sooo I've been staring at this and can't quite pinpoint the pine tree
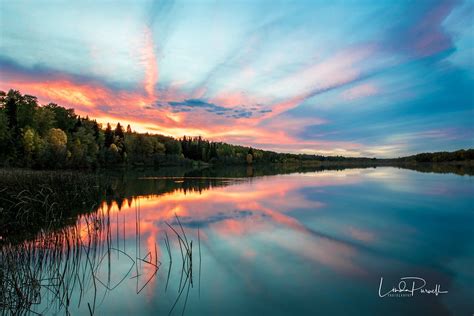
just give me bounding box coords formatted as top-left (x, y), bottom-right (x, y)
top-left (210, 142), bottom-right (218, 159)
top-left (92, 121), bottom-right (100, 140)
top-left (115, 122), bottom-right (124, 140)
top-left (5, 90), bottom-right (19, 133)
top-left (104, 123), bottom-right (114, 147)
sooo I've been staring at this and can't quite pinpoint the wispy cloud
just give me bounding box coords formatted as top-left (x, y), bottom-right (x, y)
top-left (342, 83), bottom-right (378, 101)
top-left (141, 27), bottom-right (159, 98)
top-left (0, 0), bottom-right (472, 156)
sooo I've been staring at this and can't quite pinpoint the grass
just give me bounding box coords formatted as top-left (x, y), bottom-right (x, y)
top-left (0, 169), bottom-right (110, 243)
top-left (0, 196), bottom-right (200, 315)
top-left (0, 168), bottom-right (210, 315)
top-left (165, 214), bottom-right (198, 316)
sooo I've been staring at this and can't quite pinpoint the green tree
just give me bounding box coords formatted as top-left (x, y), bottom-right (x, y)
top-left (69, 126), bottom-right (99, 168)
top-left (34, 107), bottom-right (56, 136)
top-left (47, 128), bottom-right (68, 156)
top-left (22, 128), bottom-right (36, 157)
top-left (105, 143), bottom-right (121, 164)
top-left (114, 122), bottom-right (126, 161)
top-left (45, 103), bottom-right (77, 132)
top-left (115, 122), bottom-right (124, 140)
top-left (209, 142), bottom-right (218, 160)
top-left (154, 141), bottom-right (166, 154)
top-left (22, 127), bottom-right (43, 167)
top-left (2, 90), bottom-right (23, 162)
top-left (165, 140), bottom-right (182, 155)
top-left (124, 134), bottom-right (153, 164)
top-left (104, 123), bottom-right (114, 147)
top-left (4, 90), bottom-right (20, 131)
top-left (17, 94), bottom-right (38, 129)
top-left (0, 109), bottom-right (12, 164)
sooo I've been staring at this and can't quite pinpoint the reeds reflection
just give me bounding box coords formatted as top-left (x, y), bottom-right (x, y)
top-left (1, 205), bottom-right (201, 315)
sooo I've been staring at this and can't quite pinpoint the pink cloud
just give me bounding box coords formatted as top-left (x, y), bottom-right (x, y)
top-left (0, 42), bottom-right (380, 155)
top-left (141, 27), bottom-right (158, 98)
top-left (342, 83), bottom-right (378, 101)
top-left (410, 0), bottom-right (455, 56)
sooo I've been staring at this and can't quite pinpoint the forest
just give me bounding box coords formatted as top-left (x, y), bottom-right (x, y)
top-left (0, 89), bottom-right (473, 170)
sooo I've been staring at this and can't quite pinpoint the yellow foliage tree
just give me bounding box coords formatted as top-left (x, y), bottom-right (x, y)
top-left (46, 128), bottom-right (67, 154)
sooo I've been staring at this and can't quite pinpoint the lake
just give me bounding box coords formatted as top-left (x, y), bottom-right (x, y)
top-left (1, 167), bottom-right (473, 315)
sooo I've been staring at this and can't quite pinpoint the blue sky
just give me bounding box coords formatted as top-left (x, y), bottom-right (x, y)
top-left (0, 0), bottom-right (473, 157)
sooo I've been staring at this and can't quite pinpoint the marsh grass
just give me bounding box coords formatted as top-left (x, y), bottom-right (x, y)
top-left (1, 217), bottom-right (100, 315)
top-left (1, 204), bottom-right (199, 315)
top-left (165, 214), bottom-right (200, 316)
top-left (0, 169), bottom-right (204, 315)
top-left (0, 169), bottom-right (109, 242)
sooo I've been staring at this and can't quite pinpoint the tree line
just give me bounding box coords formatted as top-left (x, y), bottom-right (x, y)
top-left (397, 149), bottom-right (474, 163)
top-left (0, 89), bottom-right (472, 170)
top-left (0, 89), bottom-right (292, 169)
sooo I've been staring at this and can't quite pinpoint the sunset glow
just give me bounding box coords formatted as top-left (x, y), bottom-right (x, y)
top-left (0, 1), bottom-right (472, 156)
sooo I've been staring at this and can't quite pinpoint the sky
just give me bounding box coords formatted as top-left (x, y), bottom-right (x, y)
top-left (0, 0), bottom-right (473, 157)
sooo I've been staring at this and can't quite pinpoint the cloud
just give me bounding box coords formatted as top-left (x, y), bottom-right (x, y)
top-left (167, 210), bottom-right (253, 228)
top-left (250, 44), bottom-right (379, 120)
top-left (141, 27), bottom-right (159, 98)
top-left (1, 0), bottom-right (473, 157)
top-left (384, 0), bottom-right (458, 57)
top-left (410, 0), bottom-right (457, 56)
top-left (168, 98), bottom-right (230, 113)
top-left (342, 83), bottom-right (378, 101)
top-left (163, 98), bottom-right (258, 119)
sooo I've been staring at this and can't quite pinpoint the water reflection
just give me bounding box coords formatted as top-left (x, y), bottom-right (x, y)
top-left (1, 167), bottom-right (473, 315)
top-left (0, 208), bottom-right (199, 315)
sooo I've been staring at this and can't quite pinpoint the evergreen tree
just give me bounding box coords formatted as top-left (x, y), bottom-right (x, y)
top-left (17, 94), bottom-right (38, 129)
top-left (104, 123), bottom-right (114, 147)
top-left (210, 142), bottom-right (218, 159)
top-left (114, 122), bottom-right (126, 160)
top-left (4, 90), bottom-right (22, 160)
top-left (92, 121), bottom-right (100, 141)
top-left (5, 90), bottom-right (19, 133)
top-left (115, 122), bottom-right (124, 141)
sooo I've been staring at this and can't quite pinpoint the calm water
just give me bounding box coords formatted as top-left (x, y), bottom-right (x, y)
top-left (5, 167), bottom-right (474, 315)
